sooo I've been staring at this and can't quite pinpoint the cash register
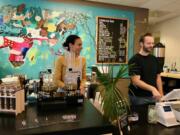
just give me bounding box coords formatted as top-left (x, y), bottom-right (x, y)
top-left (156, 89), bottom-right (180, 127)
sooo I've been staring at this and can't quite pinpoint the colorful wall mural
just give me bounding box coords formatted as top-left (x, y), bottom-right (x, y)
top-left (0, 0), bottom-right (134, 79)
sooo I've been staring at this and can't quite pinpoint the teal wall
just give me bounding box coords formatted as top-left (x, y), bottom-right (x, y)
top-left (0, 0), bottom-right (134, 79)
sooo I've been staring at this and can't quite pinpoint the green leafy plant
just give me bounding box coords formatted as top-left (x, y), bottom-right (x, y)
top-left (94, 64), bottom-right (130, 122)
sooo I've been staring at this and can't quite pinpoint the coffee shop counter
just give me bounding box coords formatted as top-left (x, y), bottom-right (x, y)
top-left (160, 72), bottom-right (180, 94)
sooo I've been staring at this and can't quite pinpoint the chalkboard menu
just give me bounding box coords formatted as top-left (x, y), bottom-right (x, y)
top-left (96, 17), bottom-right (129, 64)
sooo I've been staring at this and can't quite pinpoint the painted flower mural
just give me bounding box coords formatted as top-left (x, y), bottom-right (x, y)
top-left (0, 1), bottom-right (134, 79)
top-left (0, 3), bottom-right (94, 68)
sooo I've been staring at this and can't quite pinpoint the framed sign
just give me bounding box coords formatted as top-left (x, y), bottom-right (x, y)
top-left (96, 16), bottom-right (129, 64)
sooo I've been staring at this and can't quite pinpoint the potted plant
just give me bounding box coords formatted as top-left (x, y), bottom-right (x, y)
top-left (93, 64), bottom-right (130, 133)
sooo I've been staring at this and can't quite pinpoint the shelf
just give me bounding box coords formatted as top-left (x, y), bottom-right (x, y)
top-left (0, 96), bottom-right (15, 98)
top-left (0, 109), bottom-right (15, 113)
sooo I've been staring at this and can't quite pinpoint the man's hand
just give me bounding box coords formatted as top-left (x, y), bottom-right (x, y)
top-left (151, 87), bottom-right (161, 100)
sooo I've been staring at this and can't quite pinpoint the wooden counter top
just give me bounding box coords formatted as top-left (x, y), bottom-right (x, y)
top-left (160, 72), bottom-right (180, 79)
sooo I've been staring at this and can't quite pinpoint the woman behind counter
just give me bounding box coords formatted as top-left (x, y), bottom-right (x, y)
top-left (53, 35), bottom-right (86, 94)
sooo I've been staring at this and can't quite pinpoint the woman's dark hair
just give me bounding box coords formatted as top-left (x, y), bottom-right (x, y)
top-left (139, 33), bottom-right (152, 43)
top-left (63, 35), bottom-right (80, 51)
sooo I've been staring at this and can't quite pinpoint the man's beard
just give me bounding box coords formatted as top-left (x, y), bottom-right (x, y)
top-left (143, 46), bottom-right (153, 53)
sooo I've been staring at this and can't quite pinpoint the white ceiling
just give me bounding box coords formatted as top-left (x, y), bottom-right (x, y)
top-left (87, 0), bottom-right (180, 25)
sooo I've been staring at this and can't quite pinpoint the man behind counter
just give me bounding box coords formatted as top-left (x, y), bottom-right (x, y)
top-left (128, 33), bottom-right (164, 105)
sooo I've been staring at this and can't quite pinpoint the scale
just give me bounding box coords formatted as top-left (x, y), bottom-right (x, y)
top-left (156, 89), bottom-right (180, 127)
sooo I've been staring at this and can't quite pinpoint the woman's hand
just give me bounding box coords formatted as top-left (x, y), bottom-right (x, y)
top-left (80, 85), bottom-right (85, 95)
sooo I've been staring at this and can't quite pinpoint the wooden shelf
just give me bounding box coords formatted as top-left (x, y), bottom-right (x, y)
top-left (160, 72), bottom-right (180, 79)
top-left (0, 89), bottom-right (24, 115)
top-left (0, 109), bottom-right (15, 113)
top-left (0, 95), bottom-right (15, 98)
